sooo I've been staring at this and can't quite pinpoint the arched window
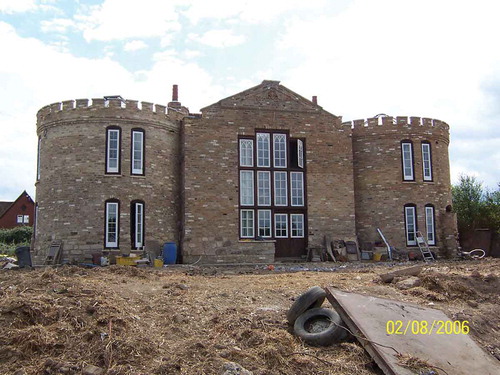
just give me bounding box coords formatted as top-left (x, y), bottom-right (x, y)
top-left (131, 200), bottom-right (145, 249)
top-left (131, 128), bottom-right (145, 175)
top-left (425, 204), bottom-right (436, 245)
top-left (401, 140), bottom-right (414, 181)
top-left (404, 203), bottom-right (417, 246)
top-left (421, 141), bottom-right (433, 181)
top-left (105, 126), bottom-right (121, 174)
top-left (105, 199), bottom-right (120, 248)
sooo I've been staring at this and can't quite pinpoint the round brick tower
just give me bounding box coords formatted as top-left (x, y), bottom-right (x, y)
top-left (349, 115), bottom-right (457, 257)
top-left (33, 98), bottom-right (181, 263)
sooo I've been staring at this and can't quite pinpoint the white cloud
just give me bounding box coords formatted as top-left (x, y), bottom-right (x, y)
top-left (75, 0), bottom-right (181, 42)
top-left (188, 29), bottom-right (246, 48)
top-left (41, 18), bottom-right (76, 33)
top-left (124, 40), bottom-right (148, 52)
top-left (0, 0), bottom-right (37, 13)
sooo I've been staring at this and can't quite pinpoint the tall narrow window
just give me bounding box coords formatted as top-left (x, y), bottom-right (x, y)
top-left (274, 171), bottom-right (287, 206)
top-left (34, 204), bottom-right (39, 238)
top-left (425, 205), bottom-right (436, 245)
top-left (422, 142), bottom-right (433, 181)
top-left (240, 209), bottom-right (254, 238)
top-left (291, 214), bottom-right (304, 238)
top-left (401, 141), bottom-right (414, 181)
top-left (131, 201), bottom-right (145, 249)
top-left (256, 133), bottom-right (270, 167)
top-left (257, 171), bottom-right (271, 206)
top-left (131, 129), bottom-right (145, 175)
top-left (291, 172), bottom-right (304, 206)
top-left (240, 171), bottom-right (254, 206)
top-left (275, 213), bottom-right (288, 238)
top-left (273, 133), bottom-right (287, 168)
top-left (106, 127), bottom-right (121, 174)
top-left (37, 136), bottom-right (41, 180)
top-left (297, 139), bottom-right (304, 168)
top-left (239, 139), bottom-right (254, 167)
top-left (258, 210), bottom-right (271, 238)
top-left (404, 205), bottom-right (417, 246)
top-left (105, 200), bottom-right (119, 248)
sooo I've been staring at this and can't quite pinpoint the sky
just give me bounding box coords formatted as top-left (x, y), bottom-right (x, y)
top-left (0, 0), bottom-right (499, 201)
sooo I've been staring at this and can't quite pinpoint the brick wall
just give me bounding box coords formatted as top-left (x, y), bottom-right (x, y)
top-left (34, 99), bottom-right (180, 263)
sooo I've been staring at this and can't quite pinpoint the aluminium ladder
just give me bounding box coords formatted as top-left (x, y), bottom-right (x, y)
top-left (416, 231), bottom-right (435, 262)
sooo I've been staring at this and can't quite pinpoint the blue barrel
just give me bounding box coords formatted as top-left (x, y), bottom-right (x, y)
top-left (163, 242), bottom-right (177, 264)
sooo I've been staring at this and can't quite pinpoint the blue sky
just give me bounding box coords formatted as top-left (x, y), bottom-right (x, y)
top-left (0, 0), bottom-right (499, 201)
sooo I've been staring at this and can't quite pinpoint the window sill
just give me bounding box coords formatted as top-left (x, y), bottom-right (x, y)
top-left (239, 239), bottom-right (276, 243)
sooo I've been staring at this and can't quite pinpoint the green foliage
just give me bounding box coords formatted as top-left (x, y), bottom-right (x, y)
top-left (0, 226), bottom-right (33, 245)
top-left (452, 176), bottom-right (500, 233)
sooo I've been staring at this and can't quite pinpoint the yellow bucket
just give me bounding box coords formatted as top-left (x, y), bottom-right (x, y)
top-left (373, 253), bottom-right (383, 262)
top-left (154, 259), bottom-right (164, 268)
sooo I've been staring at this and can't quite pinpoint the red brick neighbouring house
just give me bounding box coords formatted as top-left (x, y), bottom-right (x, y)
top-left (0, 191), bottom-right (35, 229)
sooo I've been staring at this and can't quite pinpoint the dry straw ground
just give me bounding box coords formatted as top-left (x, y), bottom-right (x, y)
top-left (0, 259), bottom-right (499, 375)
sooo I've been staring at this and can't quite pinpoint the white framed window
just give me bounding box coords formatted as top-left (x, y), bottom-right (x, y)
top-left (239, 139), bottom-right (254, 167)
top-left (422, 142), bottom-right (433, 181)
top-left (257, 171), bottom-right (271, 206)
top-left (401, 142), bottom-right (414, 181)
top-left (131, 129), bottom-right (144, 175)
top-left (274, 213), bottom-right (288, 238)
top-left (258, 210), bottom-right (272, 238)
top-left (34, 204), bottom-right (38, 238)
top-left (298, 139), bottom-right (304, 168)
top-left (291, 172), bottom-right (304, 206)
top-left (37, 136), bottom-right (41, 180)
top-left (23, 215), bottom-right (29, 224)
top-left (240, 171), bottom-right (254, 206)
top-left (291, 214), bottom-right (304, 238)
top-left (425, 205), bottom-right (436, 245)
top-left (105, 201), bottom-right (119, 248)
top-left (17, 215), bottom-right (23, 224)
top-left (134, 202), bottom-right (144, 249)
top-left (256, 133), bottom-right (270, 167)
top-left (273, 133), bottom-right (287, 168)
top-left (106, 128), bottom-right (120, 174)
top-left (274, 171), bottom-right (288, 206)
top-left (404, 205), bottom-right (417, 246)
top-left (240, 209), bottom-right (254, 238)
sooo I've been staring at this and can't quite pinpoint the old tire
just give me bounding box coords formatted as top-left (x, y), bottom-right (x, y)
top-left (287, 286), bottom-right (326, 325)
top-left (293, 307), bottom-right (345, 346)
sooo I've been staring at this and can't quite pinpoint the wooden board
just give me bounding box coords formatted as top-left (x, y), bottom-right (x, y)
top-left (325, 288), bottom-right (500, 375)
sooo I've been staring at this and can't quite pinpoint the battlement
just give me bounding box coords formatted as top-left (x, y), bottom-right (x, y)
top-left (36, 98), bottom-right (183, 124)
top-left (345, 115), bottom-right (449, 134)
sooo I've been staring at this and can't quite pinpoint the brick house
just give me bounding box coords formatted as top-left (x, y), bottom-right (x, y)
top-left (0, 191), bottom-right (35, 229)
top-left (32, 81), bottom-right (457, 263)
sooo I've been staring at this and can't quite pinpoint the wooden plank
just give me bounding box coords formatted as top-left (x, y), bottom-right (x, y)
top-left (325, 288), bottom-right (500, 375)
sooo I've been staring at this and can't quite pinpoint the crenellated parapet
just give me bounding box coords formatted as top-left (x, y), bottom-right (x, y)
top-left (345, 115), bottom-right (450, 142)
top-left (36, 98), bottom-right (186, 133)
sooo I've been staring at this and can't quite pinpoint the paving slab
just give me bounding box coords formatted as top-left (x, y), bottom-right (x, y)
top-left (326, 288), bottom-right (500, 375)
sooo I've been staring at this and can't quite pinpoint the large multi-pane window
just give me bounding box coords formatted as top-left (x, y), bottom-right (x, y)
top-left (238, 132), bottom-right (306, 240)
top-left (257, 171), bottom-right (271, 206)
top-left (274, 214), bottom-right (288, 238)
top-left (258, 210), bottom-right (271, 238)
top-left (422, 142), bottom-right (433, 181)
top-left (131, 129), bottom-right (145, 175)
top-left (274, 171), bottom-right (287, 206)
top-left (273, 134), bottom-right (287, 168)
top-left (240, 210), bottom-right (254, 238)
top-left (404, 204), bottom-right (417, 246)
top-left (239, 139), bottom-right (254, 167)
top-left (240, 171), bottom-right (254, 206)
top-left (291, 172), bottom-right (304, 206)
top-left (256, 133), bottom-right (270, 167)
top-left (425, 205), bottom-right (436, 245)
top-left (401, 141), bottom-right (414, 181)
top-left (106, 127), bottom-right (121, 174)
top-left (105, 200), bottom-right (119, 248)
top-left (131, 201), bottom-right (144, 249)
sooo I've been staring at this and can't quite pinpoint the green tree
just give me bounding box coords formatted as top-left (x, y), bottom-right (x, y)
top-left (452, 175), bottom-right (485, 232)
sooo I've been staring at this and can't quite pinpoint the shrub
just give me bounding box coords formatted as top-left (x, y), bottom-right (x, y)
top-left (0, 226), bottom-right (33, 244)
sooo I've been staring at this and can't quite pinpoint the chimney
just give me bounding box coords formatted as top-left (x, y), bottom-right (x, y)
top-left (172, 84), bottom-right (178, 102)
top-left (312, 96), bottom-right (317, 105)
